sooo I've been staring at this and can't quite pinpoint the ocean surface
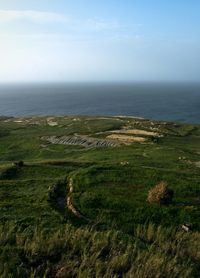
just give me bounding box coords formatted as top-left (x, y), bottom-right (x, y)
top-left (0, 82), bottom-right (200, 124)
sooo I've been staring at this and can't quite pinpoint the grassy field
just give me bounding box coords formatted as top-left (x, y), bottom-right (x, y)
top-left (0, 115), bottom-right (200, 277)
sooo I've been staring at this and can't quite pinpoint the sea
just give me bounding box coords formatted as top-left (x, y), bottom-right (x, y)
top-left (0, 82), bottom-right (200, 124)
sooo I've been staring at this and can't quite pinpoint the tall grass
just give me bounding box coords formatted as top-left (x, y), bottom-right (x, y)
top-left (0, 222), bottom-right (199, 277)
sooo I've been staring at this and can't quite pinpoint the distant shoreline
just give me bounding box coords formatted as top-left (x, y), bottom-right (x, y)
top-left (0, 83), bottom-right (200, 124)
top-left (0, 115), bottom-right (198, 127)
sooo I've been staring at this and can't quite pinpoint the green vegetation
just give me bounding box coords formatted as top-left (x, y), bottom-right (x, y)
top-left (0, 115), bottom-right (200, 277)
top-left (1, 223), bottom-right (200, 277)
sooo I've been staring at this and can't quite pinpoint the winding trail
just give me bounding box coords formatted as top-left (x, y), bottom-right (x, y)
top-left (66, 177), bottom-right (89, 221)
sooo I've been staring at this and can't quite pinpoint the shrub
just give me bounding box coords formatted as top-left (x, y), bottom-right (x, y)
top-left (0, 166), bottom-right (18, 180)
top-left (14, 161), bottom-right (24, 167)
top-left (48, 179), bottom-right (67, 210)
top-left (147, 181), bottom-right (174, 205)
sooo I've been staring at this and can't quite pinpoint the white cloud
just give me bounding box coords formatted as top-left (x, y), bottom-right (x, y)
top-left (83, 18), bottom-right (120, 31)
top-left (0, 10), bottom-right (123, 33)
top-left (0, 10), bottom-right (68, 23)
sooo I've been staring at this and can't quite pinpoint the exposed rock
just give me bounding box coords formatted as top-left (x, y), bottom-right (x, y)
top-left (120, 161), bottom-right (129, 166)
top-left (66, 177), bottom-right (89, 221)
top-left (182, 223), bottom-right (193, 232)
top-left (48, 122), bottom-right (58, 126)
top-left (42, 135), bottom-right (118, 148)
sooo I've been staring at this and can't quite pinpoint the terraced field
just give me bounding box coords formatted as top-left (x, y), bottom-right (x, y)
top-left (0, 115), bottom-right (200, 277)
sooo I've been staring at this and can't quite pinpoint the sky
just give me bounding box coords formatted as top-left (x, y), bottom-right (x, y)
top-left (0, 0), bottom-right (200, 82)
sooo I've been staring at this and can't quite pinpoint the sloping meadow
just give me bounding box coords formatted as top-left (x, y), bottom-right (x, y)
top-left (0, 116), bottom-right (200, 277)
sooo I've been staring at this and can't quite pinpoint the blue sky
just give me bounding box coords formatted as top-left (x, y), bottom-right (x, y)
top-left (0, 0), bottom-right (200, 82)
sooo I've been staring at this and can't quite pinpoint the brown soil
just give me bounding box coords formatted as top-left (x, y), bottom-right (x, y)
top-left (110, 129), bottom-right (159, 136)
top-left (106, 134), bottom-right (147, 143)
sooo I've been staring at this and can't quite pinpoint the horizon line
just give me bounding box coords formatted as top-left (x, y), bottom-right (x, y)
top-left (0, 80), bottom-right (200, 85)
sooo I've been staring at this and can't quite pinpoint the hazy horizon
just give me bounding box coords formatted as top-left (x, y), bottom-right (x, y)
top-left (1, 80), bottom-right (200, 86)
top-left (0, 1), bottom-right (200, 83)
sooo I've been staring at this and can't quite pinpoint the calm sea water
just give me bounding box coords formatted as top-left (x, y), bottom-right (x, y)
top-left (0, 82), bottom-right (200, 124)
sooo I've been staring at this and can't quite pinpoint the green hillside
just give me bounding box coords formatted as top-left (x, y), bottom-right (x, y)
top-left (0, 116), bottom-right (200, 277)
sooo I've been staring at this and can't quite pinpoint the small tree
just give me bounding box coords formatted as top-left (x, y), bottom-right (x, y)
top-left (147, 181), bottom-right (174, 205)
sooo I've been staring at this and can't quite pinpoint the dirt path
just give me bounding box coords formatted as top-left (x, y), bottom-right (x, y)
top-left (66, 177), bottom-right (89, 221)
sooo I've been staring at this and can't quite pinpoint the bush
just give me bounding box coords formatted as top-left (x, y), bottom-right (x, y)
top-left (0, 166), bottom-right (18, 180)
top-left (14, 161), bottom-right (24, 167)
top-left (147, 182), bottom-right (174, 205)
top-left (48, 179), bottom-right (67, 210)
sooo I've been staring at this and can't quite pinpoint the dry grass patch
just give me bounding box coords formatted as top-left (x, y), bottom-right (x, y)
top-left (194, 161), bottom-right (200, 168)
top-left (110, 129), bottom-right (160, 137)
top-left (147, 181), bottom-right (174, 205)
top-left (107, 134), bottom-right (147, 143)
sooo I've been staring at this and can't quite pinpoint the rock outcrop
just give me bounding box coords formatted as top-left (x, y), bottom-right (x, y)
top-left (42, 135), bottom-right (118, 148)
